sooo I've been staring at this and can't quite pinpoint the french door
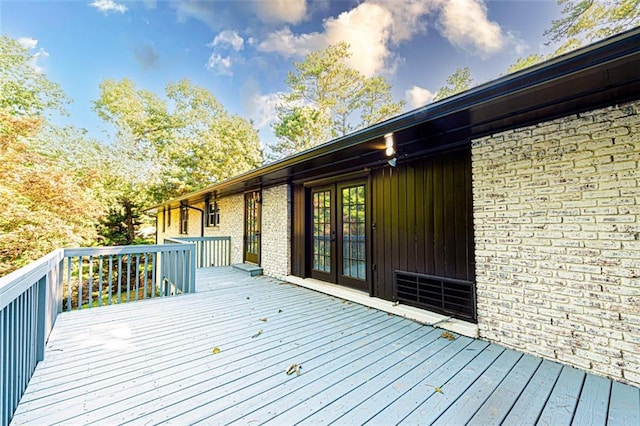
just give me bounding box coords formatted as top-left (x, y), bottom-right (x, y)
top-left (244, 191), bottom-right (261, 264)
top-left (310, 181), bottom-right (368, 291)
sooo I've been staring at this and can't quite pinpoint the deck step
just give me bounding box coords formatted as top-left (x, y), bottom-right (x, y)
top-left (232, 263), bottom-right (263, 276)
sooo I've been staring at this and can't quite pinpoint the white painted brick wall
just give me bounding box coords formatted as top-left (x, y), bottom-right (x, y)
top-left (261, 184), bottom-right (291, 279)
top-left (203, 195), bottom-right (244, 265)
top-left (472, 100), bottom-right (640, 386)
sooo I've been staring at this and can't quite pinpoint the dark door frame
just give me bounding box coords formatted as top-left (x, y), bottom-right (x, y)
top-left (305, 175), bottom-right (371, 293)
top-left (244, 190), bottom-right (261, 265)
top-left (308, 185), bottom-right (336, 283)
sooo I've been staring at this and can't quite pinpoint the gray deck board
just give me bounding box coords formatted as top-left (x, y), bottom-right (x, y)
top-left (10, 267), bottom-right (640, 425)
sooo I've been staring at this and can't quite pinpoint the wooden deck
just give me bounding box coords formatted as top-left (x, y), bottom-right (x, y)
top-left (11, 267), bottom-right (640, 425)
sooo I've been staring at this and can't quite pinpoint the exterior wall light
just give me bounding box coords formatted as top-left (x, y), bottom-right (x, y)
top-left (384, 133), bottom-right (395, 156)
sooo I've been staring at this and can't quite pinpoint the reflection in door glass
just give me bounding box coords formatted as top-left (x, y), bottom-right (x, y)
top-left (342, 185), bottom-right (366, 280)
top-left (312, 190), bottom-right (331, 272)
top-left (246, 193), bottom-right (259, 256)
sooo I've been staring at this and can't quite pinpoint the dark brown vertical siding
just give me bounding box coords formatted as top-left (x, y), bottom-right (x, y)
top-left (371, 148), bottom-right (475, 301)
top-left (291, 183), bottom-right (307, 277)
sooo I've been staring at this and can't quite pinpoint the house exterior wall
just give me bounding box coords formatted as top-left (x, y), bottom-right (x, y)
top-left (202, 195), bottom-right (244, 265)
top-left (472, 100), bottom-right (640, 386)
top-left (260, 184), bottom-right (291, 279)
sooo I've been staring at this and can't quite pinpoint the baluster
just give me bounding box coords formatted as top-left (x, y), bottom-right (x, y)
top-left (77, 256), bottom-right (83, 310)
top-left (98, 255), bottom-right (103, 307)
top-left (66, 257), bottom-right (72, 312)
top-left (135, 253), bottom-right (140, 301)
top-left (87, 255), bottom-right (93, 309)
top-left (108, 255), bottom-right (113, 305)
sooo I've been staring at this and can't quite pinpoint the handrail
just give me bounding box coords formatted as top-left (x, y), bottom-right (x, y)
top-left (164, 236), bottom-right (231, 268)
top-left (62, 244), bottom-right (196, 311)
top-left (0, 243), bottom-right (197, 426)
top-left (0, 249), bottom-right (64, 426)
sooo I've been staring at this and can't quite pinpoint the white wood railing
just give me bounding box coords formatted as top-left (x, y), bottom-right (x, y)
top-left (164, 236), bottom-right (231, 268)
top-left (0, 243), bottom-right (196, 426)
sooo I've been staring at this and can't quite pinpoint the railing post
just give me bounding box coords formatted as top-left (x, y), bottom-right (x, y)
top-left (189, 244), bottom-right (196, 293)
top-left (35, 276), bottom-right (47, 362)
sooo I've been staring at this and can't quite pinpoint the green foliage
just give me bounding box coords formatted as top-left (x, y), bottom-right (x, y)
top-left (0, 113), bottom-right (101, 275)
top-left (546, 0), bottom-right (639, 46)
top-left (432, 67), bottom-right (473, 102)
top-left (92, 78), bottom-right (262, 243)
top-left (507, 0), bottom-right (639, 74)
top-left (272, 42), bottom-right (404, 157)
top-left (0, 36), bottom-right (102, 275)
top-left (0, 35), bottom-right (68, 117)
top-left (94, 78), bottom-right (262, 199)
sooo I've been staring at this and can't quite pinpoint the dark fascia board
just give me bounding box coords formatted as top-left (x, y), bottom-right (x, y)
top-left (147, 27), bottom-right (640, 213)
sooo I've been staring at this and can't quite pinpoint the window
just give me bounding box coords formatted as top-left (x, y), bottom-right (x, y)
top-left (180, 206), bottom-right (189, 234)
top-left (207, 199), bottom-right (220, 227)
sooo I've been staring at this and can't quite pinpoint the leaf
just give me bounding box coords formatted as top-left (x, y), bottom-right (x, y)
top-left (441, 331), bottom-right (456, 341)
top-left (286, 363), bottom-right (297, 375)
top-left (252, 329), bottom-right (263, 338)
top-left (259, 317), bottom-right (267, 322)
top-left (212, 347), bottom-right (220, 355)
top-left (277, 309), bottom-right (283, 313)
top-left (435, 387), bottom-right (443, 394)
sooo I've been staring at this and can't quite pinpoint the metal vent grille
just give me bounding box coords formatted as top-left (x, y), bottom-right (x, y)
top-left (395, 271), bottom-right (476, 322)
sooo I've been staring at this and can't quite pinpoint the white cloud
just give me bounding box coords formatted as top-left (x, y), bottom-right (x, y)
top-left (436, 0), bottom-right (504, 58)
top-left (324, 3), bottom-right (394, 77)
top-left (257, 0), bottom-right (515, 79)
top-left (256, 0), bottom-right (307, 24)
top-left (405, 85), bottom-right (435, 109)
top-left (258, 27), bottom-right (324, 58)
top-left (17, 37), bottom-right (49, 73)
top-left (258, 2), bottom-right (397, 77)
top-left (206, 53), bottom-right (233, 75)
top-left (368, 0), bottom-right (437, 44)
top-left (142, 0), bottom-right (157, 9)
top-left (209, 30), bottom-right (244, 51)
top-left (249, 92), bottom-right (281, 130)
top-left (174, 1), bottom-right (217, 27)
top-left (17, 37), bottom-right (38, 49)
top-left (90, 0), bottom-right (128, 14)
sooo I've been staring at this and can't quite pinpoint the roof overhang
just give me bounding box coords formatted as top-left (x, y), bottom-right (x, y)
top-left (148, 28), bottom-right (640, 213)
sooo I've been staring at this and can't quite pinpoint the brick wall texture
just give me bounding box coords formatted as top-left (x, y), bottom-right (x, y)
top-left (202, 195), bottom-right (244, 265)
top-left (472, 100), bottom-right (640, 386)
top-left (260, 184), bottom-right (291, 279)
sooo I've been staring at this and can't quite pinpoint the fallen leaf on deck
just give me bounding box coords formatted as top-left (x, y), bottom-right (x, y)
top-left (212, 347), bottom-right (220, 355)
top-left (252, 329), bottom-right (263, 338)
top-left (440, 331), bottom-right (456, 340)
top-left (286, 363), bottom-right (297, 375)
top-left (259, 318), bottom-right (268, 322)
top-left (286, 363), bottom-right (302, 376)
top-left (434, 387), bottom-right (443, 394)
top-left (246, 297), bottom-right (250, 300)
top-left (277, 309), bottom-right (283, 313)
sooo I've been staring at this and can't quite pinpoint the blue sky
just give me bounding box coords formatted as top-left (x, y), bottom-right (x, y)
top-left (2, 0), bottom-right (562, 148)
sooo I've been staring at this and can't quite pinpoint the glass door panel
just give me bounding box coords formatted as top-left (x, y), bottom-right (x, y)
top-left (340, 184), bottom-right (366, 282)
top-left (244, 191), bottom-right (261, 264)
top-left (310, 187), bottom-right (335, 282)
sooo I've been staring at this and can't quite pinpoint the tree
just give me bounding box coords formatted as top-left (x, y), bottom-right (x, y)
top-left (94, 78), bottom-right (262, 198)
top-left (432, 67), bottom-right (473, 102)
top-left (0, 111), bottom-right (101, 274)
top-left (0, 36), bottom-right (100, 275)
top-left (0, 35), bottom-right (68, 117)
top-left (93, 78), bottom-right (263, 242)
top-left (507, 0), bottom-right (640, 73)
top-left (272, 42), bottom-right (404, 157)
top-left (546, 0), bottom-right (639, 46)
